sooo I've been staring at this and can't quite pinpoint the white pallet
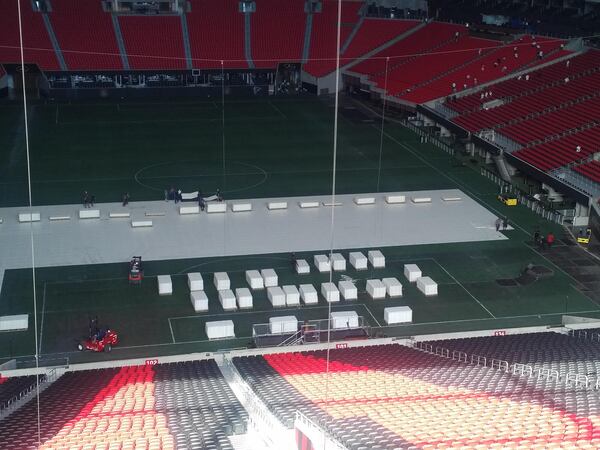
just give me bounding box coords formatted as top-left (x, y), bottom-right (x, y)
top-left (18, 213), bottom-right (41, 223)
top-left (180, 205), bottom-right (200, 215)
top-left (268, 201), bottom-right (287, 210)
top-left (79, 209), bottom-right (100, 219)
top-left (354, 197), bottom-right (375, 205)
top-left (206, 202), bottom-right (227, 213)
top-left (131, 220), bottom-right (152, 228)
top-left (385, 195), bottom-right (406, 204)
top-left (232, 203), bottom-right (252, 212)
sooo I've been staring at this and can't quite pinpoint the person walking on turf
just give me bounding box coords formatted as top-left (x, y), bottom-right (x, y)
top-left (122, 192), bottom-right (130, 207)
top-left (495, 218), bottom-right (502, 231)
top-left (502, 216), bottom-right (508, 231)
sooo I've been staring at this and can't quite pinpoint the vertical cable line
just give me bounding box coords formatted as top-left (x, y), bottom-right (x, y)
top-left (376, 57), bottom-right (389, 193)
top-left (221, 60), bottom-right (226, 190)
top-left (16, 0), bottom-right (41, 445)
top-left (323, 0), bottom-right (343, 435)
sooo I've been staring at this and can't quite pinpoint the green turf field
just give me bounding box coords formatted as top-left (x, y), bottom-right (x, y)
top-left (0, 95), bottom-right (593, 366)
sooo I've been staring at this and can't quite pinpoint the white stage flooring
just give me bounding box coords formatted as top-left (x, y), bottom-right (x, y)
top-left (0, 189), bottom-right (508, 291)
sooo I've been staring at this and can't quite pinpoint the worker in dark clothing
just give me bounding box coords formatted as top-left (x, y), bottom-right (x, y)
top-left (502, 217), bottom-right (508, 230)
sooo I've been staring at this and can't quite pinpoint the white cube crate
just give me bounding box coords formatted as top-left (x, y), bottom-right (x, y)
top-left (218, 289), bottom-right (237, 311)
top-left (261, 268), bottom-right (278, 287)
top-left (79, 209), bottom-right (100, 219)
top-left (384, 306), bottom-right (412, 324)
top-left (366, 279), bottom-right (386, 300)
top-left (330, 311), bottom-right (359, 329)
top-left (382, 277), bottom-right (403, 297)
top-left (404, 264), bottom-right (422, 282)
top-left (245, 270), bottom-right (264, 290)
top-left (205, 320), bottom-right (235, 340)
top-left (267, 286), bottom-right (286, 308)
top-left (338, 280), bottom-right (357, 301)
top-left (235, 288), bottom-right (253, 309)
top-left (187, 272), bottom-right (204, 291)
top-left (282, 285), bottom-right (300, 306)
top-left (206, 202), bottom-right (227, 213)
top-left (214, 272), bottom-right (230, 291)
top-left (417, 276), bottom-right (438, 296)
top-left (269, 316), bottom-right (298, 334)
top-left (299, 284), bottom-right (318, 305)
top-left (368, 250), bottom-right (385, 268)
top-left (157, 275), bottom-right (172, 296)
top-left (0, 314), bottom-right (28, 331)
top-left (329, 253), bottom-right (346, 271)
top-left (321, 282), bottom-right (340, 303)
top-left (349, 252), bottom-right (368, 270)
top-left (314, 254), bottom-right (331, 272)
top-left (296, 259), bottom-right (310, 274)
top-left (190, 291), bottom-right (208, 312)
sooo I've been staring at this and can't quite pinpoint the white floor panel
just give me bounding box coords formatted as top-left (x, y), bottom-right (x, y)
top-left (0, 189), bottom-right (508, 291)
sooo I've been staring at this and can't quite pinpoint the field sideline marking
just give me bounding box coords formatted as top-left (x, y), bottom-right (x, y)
top-left (360, 304), bottom-right (381, 327)
top-left (268, 101), bottom-right (287, 119)
top-left (168, 318), bottom-right (176, 343)
top-left (431, 258), bottom-right (496, 318)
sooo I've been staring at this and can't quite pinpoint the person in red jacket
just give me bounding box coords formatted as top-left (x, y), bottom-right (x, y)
top-left (546, 232), bottom-right (555, 249)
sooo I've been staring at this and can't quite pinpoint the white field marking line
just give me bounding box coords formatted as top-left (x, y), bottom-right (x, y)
top-left (169, 304), bottom-right (337, 321)
top-left (56, 115), bottom-right (285, 126)
top-left (168, 318), bottom-right (176, 344)
top-left (378, 127), bottom-right (532, 237)
top-left (378, 308), bottom-right (600, 328)
top-left (112, 336), bottom-right (251, 351)
top-left (268, 101), bottom-right (287, 119)
top-left (431, 258), bottom-right (496, 319)
top-left (360, 304), bottom-right (381, 327)
top-left (528, 245), bottom-right (592, 291)
top-left (37, 282), bottom-right (47, 354)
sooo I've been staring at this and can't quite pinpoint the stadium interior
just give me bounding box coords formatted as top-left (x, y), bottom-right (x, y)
top-left (2, 0), bottom-right (600, 449)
